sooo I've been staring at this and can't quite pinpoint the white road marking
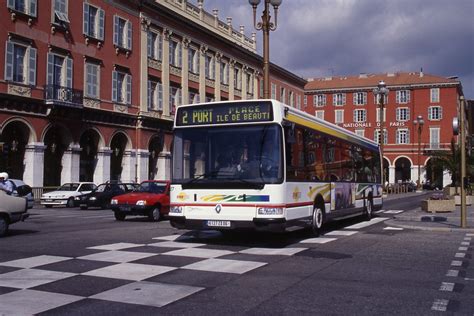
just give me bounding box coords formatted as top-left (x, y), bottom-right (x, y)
top-left (182, 258), bottom-right (266, 274)
top-left (77, 250), bottom-right (156, 263)
top-left (0, 255), bottom-right (72, 268)
top-left (431, 299), bottom-right (449, 311)
top-left (374, 210), bottom-right (385, 214)
top-left (466, 233), bottom-right (474, 237)
top-left (464, 237), bottom-right (472, 241)
top-left (161, 248), bottom-right (234, 259)
top-left (458, 247), bottom-right (469, 251)
top-left (460, 241), bottom-right (470, 246)
top-left (455, 253), bottom-right (466, 258)
top-left (324, 230), bottom-right (358, 236)
top-left (344, 217), bottom-right (388, 229)
top-left (299, 237), bottom-right (337, 244)
top-left (384, 227), bottom-right (404, 231)
top-left (87, 243), bottom-right (145, 251)
top-left (239, 247), bottom-right (307, 256)
top-left (439, 282), bottom-right (455, 292)
top-left (446, 270), bottom-right (459, 277)
top-left (83, 263), bottom-right (176, 281)
top-left (383, 210), bottom-right (404, 214)
top-left (451, 260), bottom-right (463, 267)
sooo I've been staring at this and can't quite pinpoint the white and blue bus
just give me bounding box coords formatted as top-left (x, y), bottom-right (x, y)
top-left (169, 100), bottom-right (383, 235)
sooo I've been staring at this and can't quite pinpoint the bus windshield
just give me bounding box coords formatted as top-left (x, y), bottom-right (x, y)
top-left (172, 124), bottom-right (283, 188)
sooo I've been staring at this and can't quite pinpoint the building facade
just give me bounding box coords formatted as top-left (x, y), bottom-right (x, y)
top-left (0, 0), bottom-right (306, 187)
top-left (304, 72), bottom-right (463, 188)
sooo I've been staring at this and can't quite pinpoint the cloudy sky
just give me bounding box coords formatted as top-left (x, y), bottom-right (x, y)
top-left (199, 0), bottom-right (474, 98)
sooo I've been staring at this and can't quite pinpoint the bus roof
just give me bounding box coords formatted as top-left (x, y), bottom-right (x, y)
top-left (174, 99), bottom-right (380, 151)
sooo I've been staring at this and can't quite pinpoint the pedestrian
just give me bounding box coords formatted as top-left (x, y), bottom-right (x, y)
top-left (0, 172), bottom-right (13, 195)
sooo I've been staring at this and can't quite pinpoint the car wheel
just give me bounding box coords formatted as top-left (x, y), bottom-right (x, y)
top-left (148, 206), bottom-right (161, 222)
top-left (365, 197), bottom-right (373, 221)
top-left (309, 203), bottom-right (325, 237)
top-left (0, 216), bottom-right (9, 237)
top-left (114, 211), bottom-right (126, 221)
top-left (66, 198), bottom-right (74, 208)
top-left (80, 205), bottom-right (88, 210)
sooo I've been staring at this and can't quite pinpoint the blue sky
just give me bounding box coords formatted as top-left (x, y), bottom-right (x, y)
top-left (199, 0), bottom-right (474, 98)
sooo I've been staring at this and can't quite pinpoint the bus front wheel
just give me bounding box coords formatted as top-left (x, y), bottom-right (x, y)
top-left (365, 197), bottom-right (373, 221)
top-left (309, 204), bottom-right (325, 237)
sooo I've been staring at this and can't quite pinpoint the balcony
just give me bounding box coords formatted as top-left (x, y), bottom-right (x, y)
top-left (44, 85), bottom-right (83, 108)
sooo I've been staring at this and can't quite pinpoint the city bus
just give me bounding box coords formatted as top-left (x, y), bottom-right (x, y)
top-left (169, 100), bottom-right (383, 235)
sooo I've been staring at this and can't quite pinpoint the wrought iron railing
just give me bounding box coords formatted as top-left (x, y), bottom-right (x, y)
top-left (44, 84), bottom-right (83, 106)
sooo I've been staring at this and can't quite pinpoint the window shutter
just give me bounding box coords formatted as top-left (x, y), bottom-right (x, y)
top-left (178, 88), bottom-right (182, 106)
top-left (363, 92), bottom-right (367, 104)
top-left (188, 49), bottom-right (192, 71)
top-left (407, 91), bottom-right (411, 103)
top-left (396, 91), bottom-right (400, 103)
top-left (127, 20), bottom-right (132, 50)
top-left (205, 56), bottom-right (209, 77)
top-left (406, 108), bottom-right (410, 120)
top-left (153, 83), bottom-right (159, 110)
top-left (147, 80), bottom-right (151, 109)
top-left (98, 9), bottom-right (105, 40)
top-left (113, 16), bottom-right (119, 46)
top-left (158, 34), bottom-right (163, 61)
top-left (157, 82), bottom-right (163, 111)
top-left (83, 3), bottom-right (89, 36)
top-left (342, 93), bottom-right (346, 105)
top-left (7, 0), bottom-right (14, 10)
top-left (353, 110), bottom-right (356, 122)
top-left (47, 53), bottom-right (54, 85)
top-left (112, 71), bottom-right (117, 102)
top-left (5, 42), bottom-right (14, 81)
top-left (407, 129), bottom-right (410, 143)
top-left (28, 47), bottom-right (36, 86)
top-left (126, 74), bottom-right (132, 104)
top-left (177, 42), bottom-right (182, 67)
top-left (353, 93), bottom-right (357, 105)
top-left (30, 0), bottom-right (37, 17)
top-left (396, 108), bottom-right (400, 121)
top-left (211, 58), bottom-right (215, 79)
top-left (66, 57), bottom-right (73, 88)
top-left (147, 32), bottom-right (152, 58)
top-left (439, 106), bottom-right (443, 119)
top-left (169, 41), bottom-right (173, 65)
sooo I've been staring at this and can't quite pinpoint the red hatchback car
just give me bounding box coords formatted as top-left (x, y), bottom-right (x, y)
top-left (110, 180), bottom-right (170, 221)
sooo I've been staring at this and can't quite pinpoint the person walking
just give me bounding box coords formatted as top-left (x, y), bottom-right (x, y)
top-left (0, 172), bottom-right (13, 195)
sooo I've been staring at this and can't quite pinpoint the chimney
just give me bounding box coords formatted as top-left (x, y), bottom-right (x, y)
top-left (213, 9), bottom-right (218, 27)
top-left (420, 67), bottom-right (424, 77)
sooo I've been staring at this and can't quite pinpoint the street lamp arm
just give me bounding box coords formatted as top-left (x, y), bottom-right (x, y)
top-left (269, 7), bottom-right (278, 31)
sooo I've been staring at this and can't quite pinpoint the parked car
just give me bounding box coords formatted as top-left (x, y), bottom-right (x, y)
top-left (110, 180), bottom-right (170, 221)
top-left (0, 190), bottom-right (29, 237)
top-left (41, 182), bottom-right (96, 208)
top-left (76, 182), bottom-right (138, 210)
top-left (9, 179), bottom-right (34, 209)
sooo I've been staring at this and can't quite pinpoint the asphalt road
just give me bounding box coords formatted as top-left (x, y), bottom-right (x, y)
top-left (0, 193), bottom-right (472, 315)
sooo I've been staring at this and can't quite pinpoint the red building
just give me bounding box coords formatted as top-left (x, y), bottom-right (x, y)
top-left (304, 72), bottom-right (463, 188)
top-left (0, 0), bottom-right (305, 187)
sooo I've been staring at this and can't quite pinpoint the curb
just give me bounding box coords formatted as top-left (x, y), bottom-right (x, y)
top-left (385, 219), bottom-right (474, 233)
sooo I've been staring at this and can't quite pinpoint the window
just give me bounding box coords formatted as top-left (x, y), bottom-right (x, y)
top-left (188, 47), bottom-right (199, 74)
top-left (430, 127), bottom-right (440, 149)
top-left (147, 80), bottom-right (163, 111)
top-left (189, 90), bottom-right (199, 104)
top-left (314, 94), bottom-right (326, 107)
top-left (374, 129), bottom-right (388, 144)
top-left (113, 15), bottom-right (132, 50)
top-left (85, 62), bottom-right (100, 98)
top-left (396, 129), bottom-right (410, 144)
top-left (112, 70), bottom-right (131, 105)
top-left (246, 73), bottom-right (253, 95)
top-left (315, 110), bottom-right (324, 120)
top-left (303, 95), bottom-right (307, 107)
top-left (280, 87), bottom-right (286, 102)
top-left (289, 91), bottom-right (295, 107)
top-left (7, 0), bottom-right (37, 17)
top-left (428, 106), bottom-right (443, 120)
top-left (353, 109), bottom-right (366, 122)
top-left (169, 85), bottom-right (182, 114)
top-left (205, 54), bottom-right (215, 79)
top-left (335, 110), bottom-right (344, 123)
top-left (396, 107), bottom-right (410, 121)
top-left (234, 67), bottom-right (242, 90)
top-left (430, 88), bottom-right (440, 103)
top-left (396, 90), bottom-right (410, 104)
top-left (4, 40), bottom-right (36, 85)
top-left (220, 61), bottom-right (229, 84)
top-left (297, 95), bottom-right (301, 110)
top-left (271, 83), bottom-right (276, 99)
top-left (147, 31), bottom-right (163, 61)
top-left (333, 93), bottom-right (346, 106)
top-left (47, 52), bottom-right (72, 88)
top-left (376, 108), bottom-right (386, 122)
top-left (355, 129), bottom-right (365, 138)
top-left (205, 95), bottom-right (214, 103)
top-left (353, 92), bottom-right (367, 105)
top-left (53, 0), bottom-right (69, 25)
top-left (83, 3), bottom-right (104, 40)
top-left (169, 39), bottom-right (182, 68)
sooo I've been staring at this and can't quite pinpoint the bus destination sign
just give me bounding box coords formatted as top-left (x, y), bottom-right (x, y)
top-left (176, 102), bottom-right (273, 126)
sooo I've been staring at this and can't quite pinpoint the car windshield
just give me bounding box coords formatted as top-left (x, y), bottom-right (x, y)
top-left (94, 184), bottom-right (109, 193)
top-left (136, 182), bottom-right (167, 194)
top-left (58, 183), bottom-right (79, 191)
top-left (172, 124), bottom-right (283, 188)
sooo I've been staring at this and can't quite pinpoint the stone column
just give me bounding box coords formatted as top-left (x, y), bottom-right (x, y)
top-left (181, 37), bottom-right (190, 105)
top-left (61, 144), bottom-right (81, 183)
top-left (199, 45), bottom-right (207, 103)
top-left (121, 150), bottom-right (136, 182)
top-left (157, 151), bottom-right (171, 180)
top-left (229, 59), bottom-right (235, 100)
top-left (242, 66), bottom-right (248, 100)
top-left (162, 28), bottom-right (172, 116)
top-left (23, 142), bottom-right (45, 187)
top-left (215, 52), bottom-right (222, 101)
top-left (253, 70), bottom-right (259, 100)
top-left (94, 147), bottom-right (112, 184)
top-left (388, 166), bottom-right (395, 185)
top-left (137, 149), bottom-right (150, 182)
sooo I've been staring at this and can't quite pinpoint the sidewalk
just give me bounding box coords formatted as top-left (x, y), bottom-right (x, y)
top-left (383, 192), bottom-right (474, 232)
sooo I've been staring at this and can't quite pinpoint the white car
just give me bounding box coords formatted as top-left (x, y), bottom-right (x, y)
top-left (9, 179), bottom-right (34, 209)
top-left (41, 182), bottom-right (96, 208)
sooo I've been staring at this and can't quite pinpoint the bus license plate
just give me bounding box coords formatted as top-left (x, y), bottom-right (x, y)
top-left (206, 220), bottom-right (231, 228)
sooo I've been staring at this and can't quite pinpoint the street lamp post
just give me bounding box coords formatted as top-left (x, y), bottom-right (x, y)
top-left (249, 0), bottom-right (282, 99)
top-left (373, 81), bottom-right (389, 191)
top-left (413, 115), bottom-right (424, 191)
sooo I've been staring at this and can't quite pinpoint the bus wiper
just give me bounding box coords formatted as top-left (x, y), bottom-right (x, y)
top-left (219, 177), bottom-right (265, 190)
top-left (184, 170), bottom-right (219, 184)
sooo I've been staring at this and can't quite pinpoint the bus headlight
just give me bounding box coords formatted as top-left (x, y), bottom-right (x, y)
top-left (258, 207), bottom-right (284, 215)
top-left (170, 206), bottom-right (183, 214)
top-left (136, 200), bottom-right (147, 206)
top-left (111, 199), bottom-right (118, 205)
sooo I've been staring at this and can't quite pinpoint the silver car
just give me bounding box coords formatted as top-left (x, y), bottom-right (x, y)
top-left (0, 190), bottom-right (29, 237)
top-left (9, 179), bottom-right (34, 209)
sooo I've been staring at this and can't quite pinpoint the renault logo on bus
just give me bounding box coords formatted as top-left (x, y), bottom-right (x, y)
top-left (215, 204), bottom-right (222, 214)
